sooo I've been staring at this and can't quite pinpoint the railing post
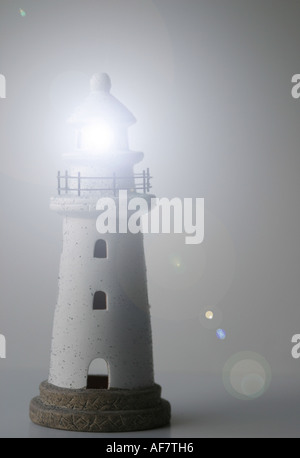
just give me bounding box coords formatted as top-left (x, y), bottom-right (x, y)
top-left (143, 170), bottom-right (146, 194)
top-left (78, 172), bottom-right (81, 197)
top-left (57, 171), bottom-right (61, 196)
top-left (147, 168), bottom-right (150, 192)
top-left (65, 170), bottom-right (68, 195)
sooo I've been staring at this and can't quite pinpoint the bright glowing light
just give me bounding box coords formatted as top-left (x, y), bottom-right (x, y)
top-left (20, 9), bottom-right (26, 17)
top-left (199, 306), bottom-right (222, 330)
top-left (205, 311), bottom-right (214, 320)
top-left (81, 122), bottom-right (114, 151)
top-left (216, 329), bottom-right (226, 340)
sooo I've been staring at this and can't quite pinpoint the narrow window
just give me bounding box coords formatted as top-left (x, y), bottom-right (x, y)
top-left (94, 239), bottom-right (107, 258)
top-left (93, 291), bottom-right (107, 310)
top-left (87, 358), bottom-right (109, 389)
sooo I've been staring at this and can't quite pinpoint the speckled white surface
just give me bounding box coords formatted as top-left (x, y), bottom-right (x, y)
top-left (49, 154), bottom-right (155, 389)
top-left (48, 75), bottom-right (156, 390)
top-left (48, 212), bottom-right (154, 389)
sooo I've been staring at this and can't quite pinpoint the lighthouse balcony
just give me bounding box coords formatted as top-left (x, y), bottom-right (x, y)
top-left (50, 169), bottom-right (154, 214)
top-left (56, 168), bottom-right (152, 197)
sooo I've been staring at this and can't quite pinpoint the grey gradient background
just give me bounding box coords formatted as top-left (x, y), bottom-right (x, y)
top-left (1, 0), bottom-right (300, 437)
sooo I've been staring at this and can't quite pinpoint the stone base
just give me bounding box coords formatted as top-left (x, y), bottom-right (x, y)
top-left (30, 379), bottom-right (171, 433)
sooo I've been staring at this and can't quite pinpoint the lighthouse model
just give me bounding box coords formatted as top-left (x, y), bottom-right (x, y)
top-left (30, 73), bottom-right (171, 432)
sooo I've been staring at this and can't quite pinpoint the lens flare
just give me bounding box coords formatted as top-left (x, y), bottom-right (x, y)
top-left (205, 311), bottom-right (214, 320)
top-left (216, 329), bottom-right (226, 340)
top-left (199, 306), bottom-right (223, 330)
top-left (20, 9), bottom-right (26, 17)
top-left (169, 254), bottom-right (187, 274)
top-left (223, 352), bottom-right (272, 400)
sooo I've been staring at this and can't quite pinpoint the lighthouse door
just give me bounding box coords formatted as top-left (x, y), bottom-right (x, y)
top-left (87, 358), bottom-right (109, 389)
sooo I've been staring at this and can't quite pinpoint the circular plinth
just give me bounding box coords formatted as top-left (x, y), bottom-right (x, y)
top-left (30, 380), bottom-right (171, 433)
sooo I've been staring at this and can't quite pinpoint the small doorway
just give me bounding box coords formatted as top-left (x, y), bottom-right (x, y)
top-left (87, 358), bottom-right (109, 389)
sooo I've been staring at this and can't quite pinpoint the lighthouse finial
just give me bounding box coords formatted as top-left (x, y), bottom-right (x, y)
top-left (90, 73), bottom-right (111, 93)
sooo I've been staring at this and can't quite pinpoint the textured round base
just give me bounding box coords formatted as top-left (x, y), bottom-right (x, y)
top-left (30, 380), bottom-right (171, 433)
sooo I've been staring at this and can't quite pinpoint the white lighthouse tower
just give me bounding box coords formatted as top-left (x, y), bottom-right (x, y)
top-left (30, 73), bottom-right (171, 432)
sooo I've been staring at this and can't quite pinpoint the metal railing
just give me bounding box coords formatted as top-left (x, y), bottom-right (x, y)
top-left (57, 169), bottom-right (152, 196)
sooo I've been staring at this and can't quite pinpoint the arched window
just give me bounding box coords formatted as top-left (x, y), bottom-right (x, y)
top-left (94, 239), bottom-right (107, 259)
top-left (93, 291), bottom-right (107, 310)
top-left (87, 358), bottom-right (109, 389)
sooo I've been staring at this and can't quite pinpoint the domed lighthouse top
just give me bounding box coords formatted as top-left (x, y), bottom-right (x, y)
top-left (53, 73), bottom-right (149, 208)
top-left (69, 73), bottom-right (136, 152)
